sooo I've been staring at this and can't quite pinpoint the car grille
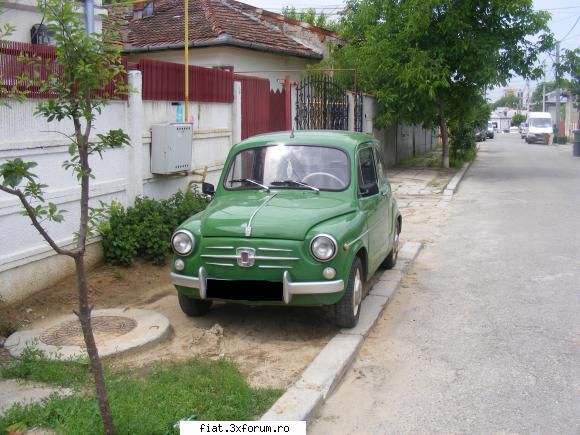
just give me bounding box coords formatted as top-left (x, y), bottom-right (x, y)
top-left (201, 245), bottom-right (299, 270)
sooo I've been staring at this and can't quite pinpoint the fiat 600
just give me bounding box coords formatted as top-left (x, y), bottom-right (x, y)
top-left (170, 131), bottom-right (401, 327)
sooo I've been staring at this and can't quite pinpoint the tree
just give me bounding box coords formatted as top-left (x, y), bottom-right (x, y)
top-left (281, 6), bottom-right (337, 30)
top-left (330, 0), bottom-right (553, 167)
top-left (511, 113), bottom-right (526, 126)
top-left (530, 81), bottom-right (556, 111)
top-left (0, 1), bottom-right (129, 433)
top-left (493, 94), bottom-right (520, 109)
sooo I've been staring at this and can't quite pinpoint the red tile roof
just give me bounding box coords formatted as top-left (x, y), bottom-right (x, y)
top-left (111, 0), bottom-right (325, 59)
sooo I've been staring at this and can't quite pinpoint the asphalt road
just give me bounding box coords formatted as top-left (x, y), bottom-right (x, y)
top-left (310, 133), bottom-right (580, 434)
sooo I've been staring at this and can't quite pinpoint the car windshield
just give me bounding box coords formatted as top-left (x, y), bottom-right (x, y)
top-left (224, 145), bottom-right (350, 191)
top-left (529, 118), bottom-right (551, 128)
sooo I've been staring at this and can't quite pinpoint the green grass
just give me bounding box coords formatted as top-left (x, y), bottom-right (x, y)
top-left (396, 145), bottom-right (444, 168)
top-left (0, 349), bottom-right (282, 434)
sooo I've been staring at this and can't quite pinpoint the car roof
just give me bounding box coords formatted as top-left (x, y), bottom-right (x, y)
top-left (232, 130), bottom-right (375, 153)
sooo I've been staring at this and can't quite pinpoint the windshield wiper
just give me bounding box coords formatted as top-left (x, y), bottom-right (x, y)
top-left (229, 178), bottom-right (270, 191)
top-left (270, 180), bottom-right (319, 192)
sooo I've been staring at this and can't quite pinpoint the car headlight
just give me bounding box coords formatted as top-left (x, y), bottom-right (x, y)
top-left (310, 234), bottom-right (337, 262)
top-left (172, 230), bottom-right (194, 256)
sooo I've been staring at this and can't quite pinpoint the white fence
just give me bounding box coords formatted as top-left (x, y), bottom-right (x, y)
top-left (0, 71), bottom-right (241, 303)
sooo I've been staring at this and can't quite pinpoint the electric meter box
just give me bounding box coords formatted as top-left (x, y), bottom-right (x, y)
top-left (151, 123), bottom-right (193, 174)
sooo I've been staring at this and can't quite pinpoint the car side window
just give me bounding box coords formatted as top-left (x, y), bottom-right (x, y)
top-left (358, 147), bottom-right (378, 197)
top-left (373, 145), bottom-right (388, 184)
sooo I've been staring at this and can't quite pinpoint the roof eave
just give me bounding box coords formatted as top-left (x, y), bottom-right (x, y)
top-left (122, 35), bottom-right (323, 60)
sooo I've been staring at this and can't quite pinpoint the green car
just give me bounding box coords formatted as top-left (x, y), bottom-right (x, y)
top-left (170, 130), bottom-right (401, 328)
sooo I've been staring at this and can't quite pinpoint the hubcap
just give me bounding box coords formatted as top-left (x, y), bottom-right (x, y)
top-left (353, 269), bottom-right (362, 316)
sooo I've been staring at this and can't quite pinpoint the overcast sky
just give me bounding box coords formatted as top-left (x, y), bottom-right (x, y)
top-left (244, 0), bottom-right (580, 102)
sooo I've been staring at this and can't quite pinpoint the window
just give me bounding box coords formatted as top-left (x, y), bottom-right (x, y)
top-left (224, 145), bottom-right (350, 191)
top-left (358, 147), bottom-right (378, 196)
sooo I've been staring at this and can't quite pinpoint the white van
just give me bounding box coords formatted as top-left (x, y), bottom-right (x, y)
top-left (525, 112), bottom-right (553, 144)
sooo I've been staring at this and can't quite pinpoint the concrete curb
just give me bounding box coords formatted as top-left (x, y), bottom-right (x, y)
top-left (438, 159), bottom-right (474, 208)
top-left (261, 241), bottom-right (423, 422)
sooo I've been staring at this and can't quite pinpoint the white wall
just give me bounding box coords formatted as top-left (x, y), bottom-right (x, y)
top-left (128, 46), bottom-right (314, 91)
top-left (0, 71), bottom-right (241, 303)
top-left (1, 0), bottom-right (106, 43)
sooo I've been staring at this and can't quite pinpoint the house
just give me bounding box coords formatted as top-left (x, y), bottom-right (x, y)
top-left (110, 0), bottom-right (344, 89)
top-left (1, 0), bottom-right (107, 42)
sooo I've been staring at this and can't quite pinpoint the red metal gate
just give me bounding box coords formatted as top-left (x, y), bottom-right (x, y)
top-left (235, 74), bottom-right (288, 140)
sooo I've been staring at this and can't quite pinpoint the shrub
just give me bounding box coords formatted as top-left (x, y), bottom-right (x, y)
top-left (99, 188), bottom-right (209, 266)
top-left (449, 122), bottom-right (477, 168)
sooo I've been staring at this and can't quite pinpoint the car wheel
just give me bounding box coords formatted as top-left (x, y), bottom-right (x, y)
top-left (335, 257), bottom-right (364, 328)
top-left (178, 292), bottom-right (212, 317)
top-left (382, 221), bottom-right (400, 269)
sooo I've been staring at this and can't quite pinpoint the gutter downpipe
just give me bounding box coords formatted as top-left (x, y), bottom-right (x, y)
top-left (84, 0), bottom-right (94, 36)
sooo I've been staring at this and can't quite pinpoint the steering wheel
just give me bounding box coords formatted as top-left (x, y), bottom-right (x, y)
top-left (302, 172), bottom-right (346, 189)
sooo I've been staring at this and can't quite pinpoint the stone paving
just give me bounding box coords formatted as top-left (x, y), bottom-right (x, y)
top-left (389, 167), bottom-right (457, 246)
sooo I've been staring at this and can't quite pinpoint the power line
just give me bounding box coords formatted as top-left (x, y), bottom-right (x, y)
top-left (560, 15), bottom-right (580, 42)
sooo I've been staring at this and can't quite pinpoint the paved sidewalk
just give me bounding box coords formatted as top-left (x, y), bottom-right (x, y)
top-left (390, 167), bottom-right (457, 246)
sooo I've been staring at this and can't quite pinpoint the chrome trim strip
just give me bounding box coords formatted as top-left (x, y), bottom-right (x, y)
top-left (201, 254), bottom-right (299, 261)
top-left (258, 247), bottom-right (293, 252)
top-left (345, 229), bottom-right (370, 249)
top-left (206, 246), bottom-right (234, 250)
top-left (206, 262), bottom-right (234, 267)
top-left (245, 192), bottom-right (278, 237)
top-left (283, 271), bottom-right (344, 304)
top-left (258, 265), bottom-right (293, 269)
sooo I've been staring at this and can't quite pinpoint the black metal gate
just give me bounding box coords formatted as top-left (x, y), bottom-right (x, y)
top-left (295, 73), bottom-right (352, 131)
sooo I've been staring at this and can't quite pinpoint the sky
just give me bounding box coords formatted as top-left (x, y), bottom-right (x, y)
top-left (243, 0), bottom-right (580, 103)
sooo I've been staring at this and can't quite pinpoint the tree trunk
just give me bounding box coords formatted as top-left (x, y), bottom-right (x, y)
top-left (74, 255), bottom-right (116, 435)
top-left (438, 100), bottom-right (450, 168)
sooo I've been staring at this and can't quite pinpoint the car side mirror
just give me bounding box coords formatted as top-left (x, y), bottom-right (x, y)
top-left (360, 182), bottom-right (379, 197)
top-left (202, 182), bottom-right (215, 196)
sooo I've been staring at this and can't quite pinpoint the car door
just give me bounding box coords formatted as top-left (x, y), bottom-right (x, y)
top-left (372, 143), bottom-right (392, 263)
top-left (357, 144), bottom-right (387, 274)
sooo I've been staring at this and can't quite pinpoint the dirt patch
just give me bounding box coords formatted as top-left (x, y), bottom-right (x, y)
top-left (0, 260), bottom-right (336, 389)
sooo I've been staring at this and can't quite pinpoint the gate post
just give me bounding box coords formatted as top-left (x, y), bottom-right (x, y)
top-left (283, 76), bottom-right (292, 130)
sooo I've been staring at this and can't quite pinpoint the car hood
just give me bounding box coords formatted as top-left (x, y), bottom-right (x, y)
top-left (200, 191), bottom-right (354, 240)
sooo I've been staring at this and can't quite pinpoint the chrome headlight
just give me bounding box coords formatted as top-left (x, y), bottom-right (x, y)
top-left (172, 230), bottom-right (194, 256)
top-left (310, 234), bottom-right (337, 262)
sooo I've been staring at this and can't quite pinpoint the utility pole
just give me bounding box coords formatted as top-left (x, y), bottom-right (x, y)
top-left (555, 41), bottom-right (561, 139)
top-left (542, 82), bottom-right (546, 112)
top-left (84, 0), bottom-right (94, 36)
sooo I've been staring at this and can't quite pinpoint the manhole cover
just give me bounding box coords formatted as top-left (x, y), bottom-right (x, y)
top-left (40, 316), bottom-right (137, 347)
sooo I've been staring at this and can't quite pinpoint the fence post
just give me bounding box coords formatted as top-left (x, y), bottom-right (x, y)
top-left (127, 70), bottom-right (144, 206)
top-left (348, 92), bottom-right (355, 132)
top-left (232, 81), bottom-right (242, 145)
top-left (283, 76), bottom-right (292, 130)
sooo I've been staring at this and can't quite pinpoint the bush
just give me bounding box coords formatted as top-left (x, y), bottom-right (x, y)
top-left (99, 189), bottom-right (210, 266)
top-left (449, 123), bottom-right (477, 168)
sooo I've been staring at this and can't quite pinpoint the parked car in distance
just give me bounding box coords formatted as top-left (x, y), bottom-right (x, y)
top-left (526, 112), bottom-right (553, 144)
top-left (509, 126), bottom-right (519, 133)
top-left (170, 131), bottom-right (402, 328)
top-left (475, 127), bottom-right (487, 142)
top-left (487, 122), bottom-right (495, 139)
top-left (519, 123), bottom-right (528, 138)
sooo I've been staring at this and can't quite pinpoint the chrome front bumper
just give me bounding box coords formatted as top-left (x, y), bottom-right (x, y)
top-left (170, 267), bottom-right (344, 304)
